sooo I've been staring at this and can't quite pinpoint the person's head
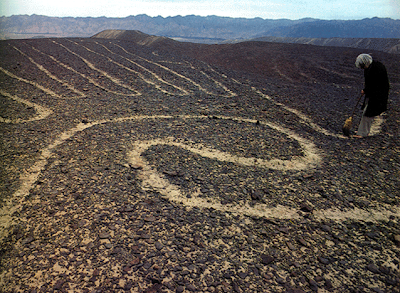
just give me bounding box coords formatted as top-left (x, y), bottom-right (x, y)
top-left (355, 54), bottom-right (373, 69)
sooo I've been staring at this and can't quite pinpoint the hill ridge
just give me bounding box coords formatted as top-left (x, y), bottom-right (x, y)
top-left (1, 14), bottom-right (400, 41)
top-left (91, 29), bottom-right (400, 55)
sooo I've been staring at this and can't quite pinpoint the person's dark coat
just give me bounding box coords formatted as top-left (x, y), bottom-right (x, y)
top-left (363, 60), bottom-right (390, 117)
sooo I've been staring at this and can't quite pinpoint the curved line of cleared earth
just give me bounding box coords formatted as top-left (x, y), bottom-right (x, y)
top-left (0, 66), bottom-right (62, 99)
top-left (1, 114), bottom-right (397, 243)
top-left (254, 88), bottom-right (385, 138)
top-left (0, 89), bottom-right (53, 123)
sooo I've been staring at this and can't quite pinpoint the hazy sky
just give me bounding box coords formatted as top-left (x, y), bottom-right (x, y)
top-left (1, 0), bottom-right (399, 20)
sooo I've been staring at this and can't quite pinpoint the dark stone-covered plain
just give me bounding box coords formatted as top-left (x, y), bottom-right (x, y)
top-left (0, 35), bottom-right (399, 292)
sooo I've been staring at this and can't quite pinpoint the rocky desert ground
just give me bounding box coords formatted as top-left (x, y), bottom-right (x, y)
top-left (0, 35), bottom-right (399, 292)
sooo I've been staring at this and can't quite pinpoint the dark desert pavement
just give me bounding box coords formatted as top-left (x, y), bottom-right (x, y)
top-left (1, 33), bottom-right (400, 292)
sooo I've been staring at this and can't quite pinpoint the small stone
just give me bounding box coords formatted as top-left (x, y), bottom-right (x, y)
top-left (128, 258), bottom-right (140, 266)
top-left (186, 284), bottom-right (196, 291)
top-left (367, 232), bottom-right (379, 239)
top-left (123, 206), bottom-right (134, 212)
top-left (261, 254), bottom-right (274, 265)
top-left (144, 216), bottom-right (156, 222)
top-left (286, 241), bottom-right (296, 250)
top-left (155, 241), bottom-right (163, 250)
top-left (163, 170), bottom-right (179, 176)
top-left (325, 278), bottom-right (333, 289)
top-left (332, 233), bottom-right (345, 241)
top-left (153, 264), bottom-right (161, 270)
top-left (318, 256), bottom-right (330, 265)
top-left (278, 227), bottom-right (289, 234)
top-left (276, 277), bottom-right (285, 284)
top-left (250, 190), bottom-right (264, 201)
top-left (143, 262), bottom-right (152, 270)
top-left (146, 284), bottom-right (162, 292)
top-left (99, 232), bottom-right (110, 239)
top-left (367, 263), bottom-right (380, 274)
top-left (300, 203), bottom-right (313, 213)
top-left (21, 236), bottom-right (35, 245)
top-left (238, 272), bottom-right (247, 279)
top-left (287, 290), bottom-right (306, 293)
top-left (393, 234), bottom-right (400, 245)
top-left (54, 279), bottom-right (64, 290)
top-left (297, 238), bottom-right (308, 247)
top-left (315, 276), bottom-right (323, 282)
top-left (123, 266), bottom-right (131, 272)
top-left (378, 265), bottom-right (390, 275)
top-left (309, 279), bottom-right (318, 291)
top-left (321, 225), bottom-right (331, 233)
top-left (129, 164), bottom-right (143, 170)
top-left (303, 173), bottom-right (314, 179)
top-left (78, 219), bottom-right (88, 227)
top-left (176, 286), bottom-right (185, 293)
top-left (232, 281), bottom-right (240, 292)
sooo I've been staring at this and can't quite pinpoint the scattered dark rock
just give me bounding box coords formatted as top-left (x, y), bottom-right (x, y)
top-left (287, 289), bottom-right (306, 293)
top-left (21, 236), bottom-right (34, 245)
top-left (155, 241), bottom-right (163, 250)
top-left (318, 256), bottom-right (330, 265)
top-left (1, 37), bottom-right (399, 293)
top-left (367, 263), bottom-right (380, 274)
top-left (261, 254), bottom-right (274, 265)
top-left (393, 234), bottom-right (400, 245)
top-left (144, 216), bottom-right (156, 222)
top-left (300, 203), bottom-right (313, 213)
top-left (297, 238), bottom-right (308, 247)
top-left (99, 232), bottom-right (111, 239)
top-left (250, 190), bottom-right (264, 201)
top-left (286, 241), bottom-right (296, 250)
top-left (309, 279), bottom-right (319, 291)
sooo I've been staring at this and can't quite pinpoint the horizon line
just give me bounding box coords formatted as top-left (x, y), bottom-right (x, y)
top-left (1, 13), bottom-right (399, 22)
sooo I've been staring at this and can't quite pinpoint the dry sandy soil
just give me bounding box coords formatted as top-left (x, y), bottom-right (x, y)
top-left (0, 34), bottom-right (400, 292)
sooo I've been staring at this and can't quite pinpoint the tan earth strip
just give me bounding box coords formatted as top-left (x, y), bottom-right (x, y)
top-left (52, 40), bottom-right (141, 96)
top-left (200, 70), bottom-right (237, 97)
top-left (29, 45), bottom-right (135, 96)
top-left (95, 42), bottom-right (189, 95)
top-left (125, 124), bottom-right (398, 222)
top-left (0, 89), bottom-right (53, 123)
top-left (254, 88), bottom-right (385, 138)
top-left (113, 43), bottom-right (214, 95)
top-left (12, 45), bottom-right (86, 98)
top-left (1, 113), bottom-right (395, 244)
top-left (0, 66), bottom-right (62, 99)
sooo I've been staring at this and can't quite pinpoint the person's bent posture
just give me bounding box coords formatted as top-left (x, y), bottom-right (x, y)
top-left (354, 54), bottom-right (389, 137)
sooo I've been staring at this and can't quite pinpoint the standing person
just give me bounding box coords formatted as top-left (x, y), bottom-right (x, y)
top-left (354, 54), bottom-right (389, 138)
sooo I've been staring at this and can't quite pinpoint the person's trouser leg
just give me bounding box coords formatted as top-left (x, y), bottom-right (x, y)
top-left (357, 105), bottom-right (375, 137)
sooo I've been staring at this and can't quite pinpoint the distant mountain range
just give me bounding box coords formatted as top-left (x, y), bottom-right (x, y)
top-left (1, 14), bottom-right (400, 41)
top-left (1, 15), bottom-right (400, 54)
top-left (250, 37), bottom-right (400, 54)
